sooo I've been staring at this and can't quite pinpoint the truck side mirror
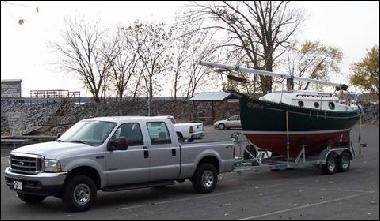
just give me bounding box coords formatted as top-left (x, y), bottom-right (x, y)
top-left (108, 138), bottom-right (128, 151)
top-left (56, 133), bottom-right (61, 139)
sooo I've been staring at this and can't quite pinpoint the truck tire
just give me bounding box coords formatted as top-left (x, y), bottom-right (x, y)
top-left (322, 153), bottom-right (337, 175)
top-left (337, 152), bottom-right (351, 172)
top-left (191, 163), bottom-right (218, 194)
top-left (17, 193), bottom-right (46, 204)
top-left (63, 175), bottom-right (97, 212)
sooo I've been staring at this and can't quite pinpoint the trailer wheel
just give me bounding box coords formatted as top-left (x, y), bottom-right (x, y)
top-left (191, 163), bottom-right (218, 194)
top-left (322, 154), bottom-right (337, 175)
top-left (337, 152), bottom-right (351, 172)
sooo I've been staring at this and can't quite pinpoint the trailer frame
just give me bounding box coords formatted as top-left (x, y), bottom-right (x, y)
top-left (232, 131), bottom-right (354, 174)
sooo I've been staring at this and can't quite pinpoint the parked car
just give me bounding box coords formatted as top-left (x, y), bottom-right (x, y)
top-left (4, 116), bottom-right (234, 212)
top-left (157, 115), bottom-right (204, 142)
top-left (214, 115), bottom-right (241, 130)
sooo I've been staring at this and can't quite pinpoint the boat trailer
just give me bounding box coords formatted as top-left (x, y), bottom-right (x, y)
top-left (231, 130), bottom-right (362, 175)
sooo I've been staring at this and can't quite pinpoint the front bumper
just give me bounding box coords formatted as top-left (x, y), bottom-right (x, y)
top-left (4, 167), bottom-right (67, 196)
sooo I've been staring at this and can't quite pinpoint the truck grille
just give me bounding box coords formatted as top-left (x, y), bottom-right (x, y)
top-left (10, 154), bottom-right (42, 174)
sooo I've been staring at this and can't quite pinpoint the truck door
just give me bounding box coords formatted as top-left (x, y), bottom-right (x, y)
top-left (146, 121), bottom-right (181, 181)
top-left (105, 123), bottom-right (150, 186)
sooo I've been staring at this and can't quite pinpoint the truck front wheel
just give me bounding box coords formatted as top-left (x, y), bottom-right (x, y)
top-left (17, 193), bottom-right (46, 204)
top-left (63, 175), bottom-right (97, 212)
top-left (191, 163), bottom-right (218, 194)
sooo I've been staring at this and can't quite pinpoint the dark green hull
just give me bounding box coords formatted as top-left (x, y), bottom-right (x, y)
top-left (239, 96), bottom-right (360, 132)
top-left (239, 96), bottom-right (361, 157)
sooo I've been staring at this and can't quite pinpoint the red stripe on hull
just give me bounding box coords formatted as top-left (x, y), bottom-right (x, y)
top-left (245, 130), bottom-right (350, 158)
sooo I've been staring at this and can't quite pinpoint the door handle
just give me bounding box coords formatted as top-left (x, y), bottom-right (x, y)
top-left (171, 149), bottom-right (176, 156)
top-left (143, 146), bottom-right (149, 158)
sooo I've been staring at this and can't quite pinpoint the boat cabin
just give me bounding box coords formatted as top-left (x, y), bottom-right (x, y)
top-left (259, 90), bottom-right (358, 112)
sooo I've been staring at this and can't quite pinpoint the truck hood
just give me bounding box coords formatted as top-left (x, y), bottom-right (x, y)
top-left (11, 141), bottom-right (98, 159)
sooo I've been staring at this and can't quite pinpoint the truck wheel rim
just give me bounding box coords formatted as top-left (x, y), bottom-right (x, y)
top-left (202, 170), bottom-right (214, 188)
top-left (73, 184), bottom-right (91, 206)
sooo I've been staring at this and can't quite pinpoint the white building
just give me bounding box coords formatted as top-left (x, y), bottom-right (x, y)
top-left (1, 79), bottom-right (22, 97)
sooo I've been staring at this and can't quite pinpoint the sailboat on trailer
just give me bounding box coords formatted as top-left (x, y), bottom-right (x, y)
top-left (200, 61), bottom-right (361, 158)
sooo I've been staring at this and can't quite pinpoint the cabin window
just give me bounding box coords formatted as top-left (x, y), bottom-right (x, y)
top-left (298, 100), bottom-right (304, 107)
top-left (329, 102), bottom-right (335, 110)
top-left (146, 122), bottom-right (171, 145)
top-left (314, 102), bottom-right (319, 108)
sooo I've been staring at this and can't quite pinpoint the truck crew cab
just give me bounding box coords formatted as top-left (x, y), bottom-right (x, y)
top-left (5, 116), bottom-right (234, 212)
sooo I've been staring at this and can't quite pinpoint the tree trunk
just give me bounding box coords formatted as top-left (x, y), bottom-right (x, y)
top-left (148, 76), bottom-right (153, 116)
top-left (93, 94), bottom-right (100, 103)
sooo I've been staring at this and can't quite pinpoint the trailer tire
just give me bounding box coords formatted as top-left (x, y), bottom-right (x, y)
top-left (322, 154), bottom-right (337, 175)
top-left (337, 152), bottom-right (351, 172)
top-left (191, 163), bottom-right (218, 194)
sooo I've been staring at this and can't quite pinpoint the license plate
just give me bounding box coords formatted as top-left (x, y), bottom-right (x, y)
top-left (13, 181), bottom-right (22, 190)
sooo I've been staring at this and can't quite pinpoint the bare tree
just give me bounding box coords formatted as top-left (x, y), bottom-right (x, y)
top-left (286, 40), bottom-right (343, 90)
top-left (170, 14), bottom-right (193, 100)
top-left (187, 1), bottom-right (304, 93)
top-left (54, 17), bottom-right (117, 103)
top-left (185, 30), bottom-right (221, 98)
top-left (109, 26), bottom-right (141, 100)
top-left (131, 21), bottom-right (172, 115)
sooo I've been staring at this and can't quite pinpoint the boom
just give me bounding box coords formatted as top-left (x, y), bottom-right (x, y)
top-left (199, 61), bottom-right (346, 89)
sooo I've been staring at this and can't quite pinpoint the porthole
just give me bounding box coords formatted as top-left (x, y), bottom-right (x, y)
top-left (298, 100), bottom-right (304, 107)
top-left (314, 102), bottom-right (319, 108)
top-left (329, 102), bottom-right (335, 110)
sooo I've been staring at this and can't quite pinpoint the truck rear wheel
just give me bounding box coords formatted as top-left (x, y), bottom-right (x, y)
top-left (63, 175), bottom-right (97, 212)
top-left (191, 163), bottom-right (218, 194)
top-left (17, 193), bottom-right (46, 204)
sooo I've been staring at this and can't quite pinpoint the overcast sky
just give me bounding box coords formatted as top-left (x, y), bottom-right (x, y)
top-left (1, 1), bottom-right (379, 97)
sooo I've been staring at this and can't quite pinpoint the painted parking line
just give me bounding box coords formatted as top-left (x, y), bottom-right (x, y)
top-left (239, 192), bottom-right (371, 220)
top-left (119, 204), bottom-right (145, 210)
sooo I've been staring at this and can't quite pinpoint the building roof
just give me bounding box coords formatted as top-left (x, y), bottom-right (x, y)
top-left (1, 79), bottom-right (22, 83)
top-left (189, 91), bottom-right (238, 101)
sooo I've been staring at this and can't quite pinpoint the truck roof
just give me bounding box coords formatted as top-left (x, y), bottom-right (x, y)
top-left (82, 116), bottom-right (173, 123)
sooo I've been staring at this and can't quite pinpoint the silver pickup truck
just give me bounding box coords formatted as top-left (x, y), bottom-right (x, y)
top-left (4, 116), bottom-right (235, 212)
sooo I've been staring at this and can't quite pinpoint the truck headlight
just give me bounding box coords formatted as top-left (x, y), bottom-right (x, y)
top-left (44, 159), bottom-right (63, 172)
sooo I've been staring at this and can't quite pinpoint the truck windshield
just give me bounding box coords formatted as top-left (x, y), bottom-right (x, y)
top-left (58, 121), bottom-right (117, 146)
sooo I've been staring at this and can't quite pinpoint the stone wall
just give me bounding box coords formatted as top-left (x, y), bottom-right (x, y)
top-left (1, 98), bottom-right (377, 136)
top-left (1, 98), bottom-right (240, 136)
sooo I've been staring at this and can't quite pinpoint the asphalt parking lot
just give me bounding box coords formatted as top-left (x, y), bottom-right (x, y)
top-left (1, 125), bottom-right (379, 220)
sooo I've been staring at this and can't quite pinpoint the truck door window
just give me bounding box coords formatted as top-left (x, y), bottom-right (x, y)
top-left (147, 122), bottom-right (171, 145)
top-left (112, 123), bottom-right (143, 146)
